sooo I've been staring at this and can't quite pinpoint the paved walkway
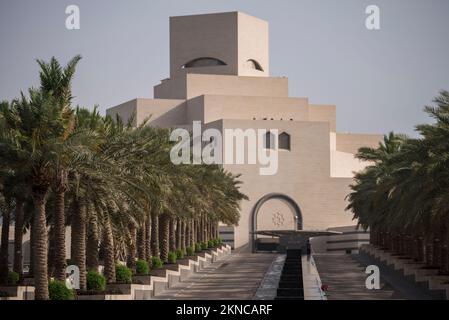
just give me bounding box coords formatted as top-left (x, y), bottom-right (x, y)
top-left (155, 253), bottom-right (277, 300)
top-left (314, 253), bottom-right (404, 300)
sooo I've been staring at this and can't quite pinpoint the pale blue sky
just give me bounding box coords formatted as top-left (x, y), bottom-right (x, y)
top-left (1, 0), bottom-right (448, 136)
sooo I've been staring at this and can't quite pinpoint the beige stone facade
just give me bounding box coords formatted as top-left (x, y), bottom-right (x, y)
top-left (107, 11), bottom-right (382, 252)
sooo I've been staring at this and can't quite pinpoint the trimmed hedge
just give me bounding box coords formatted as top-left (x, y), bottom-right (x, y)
top-left (175, 249), bottom-right (184, 259)
top-left (49, 280), bottom-right (75, 300)
top-left (168, 251), bottom-right (177, 264)
top-left (7, 271), bottom-right (19, 286)
top-left (200, 242), bottom-right (208, 250)
top-left (186, 246), bottom-right (195, 256)
top-left (115, 264), bottom-right (132, 283)
top-left (195, 243), bottom-right (202, 252)
top-left (136, 259), bottom-right (150, 275)
top-left (87, 271), bottom-right (106, 291)
top-left (151, 256), bottom-right (163, 269)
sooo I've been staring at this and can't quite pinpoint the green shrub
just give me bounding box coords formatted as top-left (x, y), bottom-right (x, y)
top-left (7, 271), bottom-right (19, 286)
top-left (136, 259), bottom-right (150, 275)
top-left (168, 251), bottom-right (177, 264)
top-left (201, 242), bottom-right (208, 250)
top-left (176, 249), bottom-right (184, 259)
top-left (115, 264), bottom-right (132, 283)
top-left (87, 271), bottom-right (106, 291)
top-left (186, 246), bottom-right (195, 256)
top-left (151, 256), bottom-right (163, 269)
top-left (195, 243), bottom-right (202, 252)
top-left (49, 280), bottom-right (74, 300)
top-left (207, 240), bottom-right (214, 248)
top-left (217, 237), bottom-right (223, 245)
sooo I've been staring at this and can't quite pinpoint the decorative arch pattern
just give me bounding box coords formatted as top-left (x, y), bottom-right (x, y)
top-left (251, 193), bottom-right (302, 252)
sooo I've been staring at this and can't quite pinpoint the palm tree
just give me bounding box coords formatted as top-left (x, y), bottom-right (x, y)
top-left (36, 55), bottom-right (82, 281)
top-left (0, 185), bottom-right (11, 285)
top-left (1, 54), bottom-right (251, 299)
top-left (347, 91), bottom-right (449, 273)
top-left (0, 91), bottom-right (70, 299)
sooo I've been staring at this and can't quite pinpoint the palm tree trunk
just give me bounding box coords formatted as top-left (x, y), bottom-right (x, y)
top-left (145, 212), bottom-right (152, 262)
top-left (211, 221), bottom-right (215, 240)
top-left (433, 238), bottom-right (441, 268)
top-left (176, 217), bottom-right (181, 249)
top-left (185, 219), bottom-right (191, 249)
top-left (29, 215), bottom-right (35, 276)
top-left (208, 219), bottom-right (212, 241)
top-left (72, 198), bottom-right (87, 290)
top-left (0, 199), bottom-right (11, 284)
top-left (127, 223), bottom-right (137, 272)
top-left (160, 213), bottom-right (170, 262)
top-left (196, 217), bottom-right (201, 243)
top-left (32, 190), bottom-right (49, 300)
top-left (137, 222), bottom-right (146, 261)
top-left (169, 217), bottom-right (176, 253)
top-left (202, 215), bottom-right (207, 243)
top-left (425, 238), bottom-right (433, 266)
top-left (13, 199), bottom-right (24, 277)
top-left (181, 219), bottom-right (186, 253)
top-left (191, 219), bottom-right (196, 247)
top-left (441, 244), bottom-right (448, 274)
top-left (48, 225), bottom-right (55, 277)
top-left (385, 232), bottom-right (391, 250)
top-left (443, 231), bottom-right (449, 274)
top-left (417, 236), bottom-right (424, 262)
top-left (150, 210), bottom-right (160, 258)
top-left (103, 214), bottom-right (115, 283)
top-left (216, 221), bottom-right (220, 238)
top-left (53, 190), bottom-right (67, 280)
top-left (86, 208), bottom-right (99, 272)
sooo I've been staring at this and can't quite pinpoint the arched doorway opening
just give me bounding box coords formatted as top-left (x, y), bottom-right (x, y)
top-left (251, 193), bottom-right (302, 252)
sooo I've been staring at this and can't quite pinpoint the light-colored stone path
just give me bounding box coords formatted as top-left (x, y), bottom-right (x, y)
top-left (155, 253), bottom-right (277, 300)
top-left (314, 253), bottom-right (404, 300)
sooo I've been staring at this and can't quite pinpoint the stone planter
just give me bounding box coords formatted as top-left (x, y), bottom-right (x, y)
top-left (150, 268), bottom-right (167, 278)
top-left (106, 283), bottom-right (132, 294)
top-left (0, 286), bottom-right (34, 300)
top-left (133, 275), bottom-right (151, 285)
top-left (77, 294), bottom-right (108, 300)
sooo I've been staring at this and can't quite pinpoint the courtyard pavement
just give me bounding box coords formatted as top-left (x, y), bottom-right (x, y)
top-left (155, 252), bottom-right (277, 300)
top-left (314, 253), bottom-right (405, 300)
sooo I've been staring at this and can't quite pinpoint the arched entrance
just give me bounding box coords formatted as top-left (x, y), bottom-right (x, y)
top-left (251, 193), bottom-right (302, 252)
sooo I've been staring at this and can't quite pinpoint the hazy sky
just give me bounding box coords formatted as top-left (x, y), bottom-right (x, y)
top-left (1, 0), bottom-right (448, 136)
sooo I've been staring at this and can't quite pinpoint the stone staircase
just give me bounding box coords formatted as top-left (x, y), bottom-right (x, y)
top-left (360, 244), bottom-right (449, 300)
top-left (0, 245), bottom-right (232, 300)
top-left (314, 253), bottom-right (404, 300)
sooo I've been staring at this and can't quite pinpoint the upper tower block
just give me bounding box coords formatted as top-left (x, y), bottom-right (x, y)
top-left (169, 11), bottom-right (269, 79)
